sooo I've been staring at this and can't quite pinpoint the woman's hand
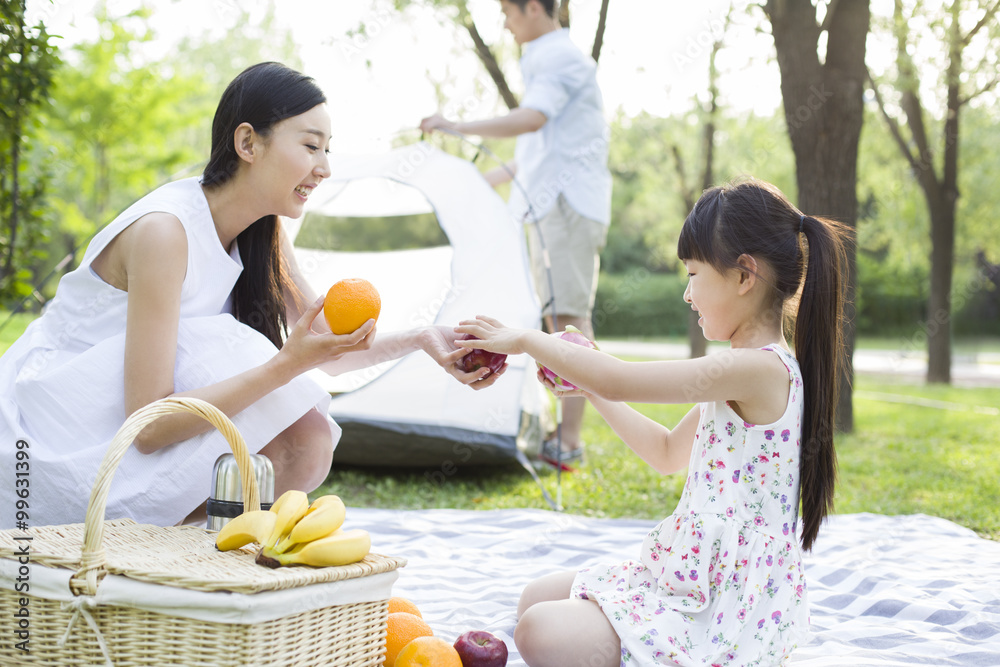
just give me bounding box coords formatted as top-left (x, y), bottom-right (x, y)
top-left (419, 325), bottom-right (507, 390)
top-left (279, 296), bottom-right (376, 374)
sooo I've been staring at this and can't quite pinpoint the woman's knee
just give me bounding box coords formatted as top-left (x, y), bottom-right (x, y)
top-left (261, 408), bottom-right (334, 490)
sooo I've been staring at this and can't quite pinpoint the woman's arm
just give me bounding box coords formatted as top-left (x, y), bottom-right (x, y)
top-left (120, 214), bottom-right (374, 454)
top-left (317, 325), bottom-right (507, 390)
top-left (276, 222), bottom-right (505, 389)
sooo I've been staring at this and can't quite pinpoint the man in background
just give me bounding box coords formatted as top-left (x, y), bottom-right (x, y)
top-left (421, 0), bottom-right (612, 467)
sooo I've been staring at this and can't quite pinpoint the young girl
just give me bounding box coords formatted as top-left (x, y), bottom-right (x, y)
top-left (457, 179), bottom-right (850, 666)
top-left (0, 62), bottom-right (499, 530)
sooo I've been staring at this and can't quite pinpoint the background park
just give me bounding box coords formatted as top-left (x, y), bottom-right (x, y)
top-left (2, 0), bottom-right (999, 545)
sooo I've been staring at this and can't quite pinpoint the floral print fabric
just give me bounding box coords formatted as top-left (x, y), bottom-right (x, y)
top-left (571, 346), bottom-right (809, 666)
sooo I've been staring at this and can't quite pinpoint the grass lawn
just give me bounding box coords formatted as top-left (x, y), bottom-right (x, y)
top-left (0, 311), bottom-right (36, 354)
top-left (319, 377), bottom-right (1000, 541)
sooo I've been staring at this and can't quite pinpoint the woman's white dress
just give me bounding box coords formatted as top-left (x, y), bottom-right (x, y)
top-left (0, 178), bottom-right (338, 529)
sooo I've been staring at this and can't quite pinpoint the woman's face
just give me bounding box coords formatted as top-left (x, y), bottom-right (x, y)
top-left (254, 103), bottom-right (332, 219)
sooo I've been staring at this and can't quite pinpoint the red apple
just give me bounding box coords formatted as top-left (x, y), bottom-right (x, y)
top-left (536, 325), bottom-right (599, 391)
top-left (454, 630), bottom-right (508, 667)
top-left (456, 334), bottom-right (507, 374)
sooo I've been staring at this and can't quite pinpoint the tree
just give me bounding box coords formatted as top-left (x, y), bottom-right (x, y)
top-left (44, 5), bottom-right (206, 229)
top-left (0, 0), bottom-right (59, 303)
top-left (670, 3), bottom-right (736, 359)
top-left (764, 0), bottom-right (871, 433)
top-left (388, 0), bottom-right (612, 111)
top-left (868, 0), bottom-right (1000, 383)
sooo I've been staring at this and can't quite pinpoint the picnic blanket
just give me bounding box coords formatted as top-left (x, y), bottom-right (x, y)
top-left (353, 508), bottom-right (1000, 666)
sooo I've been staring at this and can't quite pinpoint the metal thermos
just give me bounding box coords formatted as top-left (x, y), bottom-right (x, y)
top-left (207, 453), bottom-right (275, 531)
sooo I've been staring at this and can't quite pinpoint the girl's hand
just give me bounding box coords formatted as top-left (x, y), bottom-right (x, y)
top-left (280, 296), bottom-right (376, 372)
top-left (420, 325), bottom-right (508, 390)
top-left (536, 368), bottom-right (589, 398)
top-left (454, 315), bottom-right (528, 356)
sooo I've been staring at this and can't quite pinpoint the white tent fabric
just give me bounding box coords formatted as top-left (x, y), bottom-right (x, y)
top-left (292, 143), bottom-right (545, 466)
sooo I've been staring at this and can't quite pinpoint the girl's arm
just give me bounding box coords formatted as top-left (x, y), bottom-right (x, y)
top-left (587, 398), bottom-right (701, 475)
top-left (456, 317), bottom-right (788, 411)
top-left (121, 214), bottom-right (374, 454)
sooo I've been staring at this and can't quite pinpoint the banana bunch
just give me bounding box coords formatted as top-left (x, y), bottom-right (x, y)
top-left (215, 490), bottom-right (371, 569)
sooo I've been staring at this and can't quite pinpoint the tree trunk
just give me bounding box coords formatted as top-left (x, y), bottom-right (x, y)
top-left (926, 199), bottom-right (955, 382)
top-left (591, 0), bottom-right (610, 64)
top-left (464, 18), bottom-right (519, 110)
top-left (925, 2), bottom-right (962, 383)
top-left (767, 0), bottom-right (870, 433)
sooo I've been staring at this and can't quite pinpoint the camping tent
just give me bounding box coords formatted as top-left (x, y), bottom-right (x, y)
top-left (288, 142), bottom-right (546, 468)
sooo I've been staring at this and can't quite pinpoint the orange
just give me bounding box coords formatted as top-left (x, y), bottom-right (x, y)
top-left (394, 636), bottom-right (462, 667)
top-left (388, 596), bottom-right (422, 618)
top-left (323, 278), bottom-right (381, 335)
top-left (383, 612), bottom-right (433, 667)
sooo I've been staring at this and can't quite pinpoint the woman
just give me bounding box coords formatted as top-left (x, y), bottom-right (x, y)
top-left (0, 62), bottom-right (502, 529)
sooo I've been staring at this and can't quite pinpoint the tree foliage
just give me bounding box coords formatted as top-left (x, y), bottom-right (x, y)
top-left (42, 5), bottom-right (207, 245)
top-left (0, 0), bottom-right (59, 304)
top-left (867, 0), bottom-right (1000, 382)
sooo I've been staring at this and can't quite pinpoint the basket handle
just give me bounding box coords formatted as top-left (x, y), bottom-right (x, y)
top-left (70, 396), bottom-right (260, 596)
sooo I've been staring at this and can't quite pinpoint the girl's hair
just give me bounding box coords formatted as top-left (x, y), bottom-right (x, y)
top-left (677, 178), bottom-right (852, 551)
top-left (202, 62), bottom-right (326, 348)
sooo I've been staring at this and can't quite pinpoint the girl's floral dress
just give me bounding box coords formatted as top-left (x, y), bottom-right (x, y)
top-left (571, 346), bottom-right (810, 666)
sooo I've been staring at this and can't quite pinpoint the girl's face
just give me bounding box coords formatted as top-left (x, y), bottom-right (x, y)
top-left (683, 259), bottom-right (743, 342)
top-left (254, 103), bottom-right (332, 219)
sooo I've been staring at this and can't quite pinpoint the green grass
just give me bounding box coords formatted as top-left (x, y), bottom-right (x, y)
top-left (318, 377), bottom-right (1000, 541)
top-left (0, 311), bottom-right (37, 354)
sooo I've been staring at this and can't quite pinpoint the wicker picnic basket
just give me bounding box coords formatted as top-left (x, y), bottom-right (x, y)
top-left (0, 397), bottom-right (406, 666)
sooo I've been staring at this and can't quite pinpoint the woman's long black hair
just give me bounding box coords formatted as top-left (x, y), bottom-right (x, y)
top-left (677, 178), bottom-right (852, 551)
top-left (202, 62), bottom-right (326, 347)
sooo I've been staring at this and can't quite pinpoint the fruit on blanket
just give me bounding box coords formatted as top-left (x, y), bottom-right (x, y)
top-left (395, 636), bottom-right (463, 667)
top-left (384, 612), bottom-right (434, 667)
top-left (273, 494), bottom-right (346, 554)
top-left (256, 528), bottom-right (371, 568)
top-left (388, 597), bottom-right (423, 618)
top-left (264, 489), bottom-right (310, 548)
top-left (215, 510), bottom-right (277, 551)
top-left (456, 334), bottom-right (507, 374)
top-left (453, 630), bottom-right (508, 667)
top-left (324, 278), bottom-right (381, 335)
top-left (536, 325), bottom-right (599, 391)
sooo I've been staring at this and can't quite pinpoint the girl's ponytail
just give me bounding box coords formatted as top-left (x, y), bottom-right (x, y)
top-left (795, 214), bottom-right (850, 551)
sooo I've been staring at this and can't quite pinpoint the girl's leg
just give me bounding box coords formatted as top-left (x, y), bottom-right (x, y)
top-left (515, 598), bottom-right (620, 667)
top-left (516, 571), bottom-right (621, 667)
top-left (258, 407), bottom-right (335, 495)
top-left (518, 570), bottom-right (576, 618)
top-left (179, 408), bottom-right (334, 525)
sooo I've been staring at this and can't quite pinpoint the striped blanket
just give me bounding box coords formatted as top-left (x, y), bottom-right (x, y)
top-left (354, 508), bottom-right (1000, 666)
